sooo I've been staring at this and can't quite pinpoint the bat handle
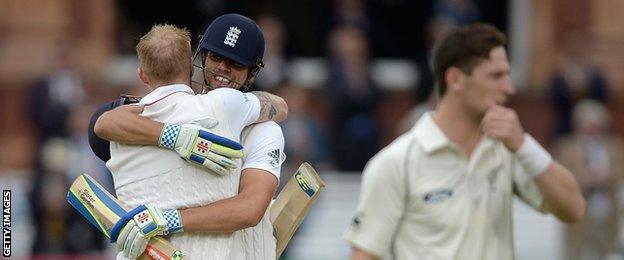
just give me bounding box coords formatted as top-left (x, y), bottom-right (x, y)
top-left (137, 237), bottom-right (184, 260)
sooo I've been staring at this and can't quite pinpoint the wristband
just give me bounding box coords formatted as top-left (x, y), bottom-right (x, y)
top-left (515, 134), bottom-right (553, 178)
top-left (160, 123), bottom-right (181, 149)
top-left (162, 209), bottom-right (183, 234)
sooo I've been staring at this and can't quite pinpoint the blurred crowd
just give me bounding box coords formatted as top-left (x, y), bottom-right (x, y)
top-left (1, 0), bottom-right (623, 259)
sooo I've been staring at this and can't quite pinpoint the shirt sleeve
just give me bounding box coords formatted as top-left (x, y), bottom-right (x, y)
top-left (512, 156), bottom-right (547, 213)
top-left (240, 122), bottom-right (285, 183)
top-left (344, 149), bottom-right (406, 257)
top-left (88, 101), bottom-right (116, 162)
top-left (209, 88), bottom-right (261, 135)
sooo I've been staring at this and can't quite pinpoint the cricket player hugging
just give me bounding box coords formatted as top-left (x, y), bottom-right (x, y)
top-left (107, 91), bottom-right (246, 258)
top-left (101, 21), bottom-right (286, 259)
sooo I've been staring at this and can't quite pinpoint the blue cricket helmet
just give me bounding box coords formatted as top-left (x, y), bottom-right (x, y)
top-left (200, 13), bottom-right (265, 68)
top-left (192, 13), bottom-right (265, 91)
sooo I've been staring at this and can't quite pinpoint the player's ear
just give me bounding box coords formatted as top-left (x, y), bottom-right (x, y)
top-left (445, 67), bottom-right (465, 93)
top-left (137, 67), bottom-right (149, 85)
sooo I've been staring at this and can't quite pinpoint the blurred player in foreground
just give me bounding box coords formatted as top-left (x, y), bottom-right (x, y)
top-left (90, 16), bottom-right (287, 259)
top-left (345, 23), bottom-right (586, 260)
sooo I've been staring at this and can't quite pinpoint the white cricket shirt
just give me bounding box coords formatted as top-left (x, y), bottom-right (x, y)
top-left (240, 121), bottom-right (285, 181)
top-left (345, 112), bottom-right (545, 260)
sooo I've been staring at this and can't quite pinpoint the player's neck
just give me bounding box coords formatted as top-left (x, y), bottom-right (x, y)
top-left (434, 98), bottom-right (483, 158)
top-left (149, 77), bottom-right (191, 90)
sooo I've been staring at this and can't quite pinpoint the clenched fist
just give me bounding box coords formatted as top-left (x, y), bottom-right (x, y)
top-left (480, 105), bottom-right (525, 152)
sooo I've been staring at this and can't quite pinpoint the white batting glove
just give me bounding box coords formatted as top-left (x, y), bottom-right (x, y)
top-left (159, 123), bottom-right (244, 175)
top-left (110, 204), bottom-right (183, 259)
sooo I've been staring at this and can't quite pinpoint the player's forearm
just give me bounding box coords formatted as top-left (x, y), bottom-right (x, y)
top-left (514, 134), bottom-right (586, 222)
top-left (536, 162), bottom-right (586, 223)
top-left (179, 194), bottom-right (266, 232)
top-left (94, 105), bottom-right (162, 145)
top-left (351, 247), bottom-right (380, 260)
top-left (179, 169), bottom-right (276, 232)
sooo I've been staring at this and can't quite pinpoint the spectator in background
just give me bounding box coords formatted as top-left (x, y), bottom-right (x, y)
top-left (434, 0), bottom-right (481, 25)
top-left (554, 100), bottom-right (624, 260)
top-left (327, 25), bottom-right (380, 171)
top-left (278, 84), bottom-right (329, 177)
top-left (548, 31), bottom-right (609, 139)
top-left (255, 14), bottom-right (287, 90)
top-left (416, 16), bottom-right (457, 102)
top-left (36, 138), bottom-right (70, 253)
top-left (64, 105), bottom-right (113, 254)
top-left (331, 0), bottom-right (369, 30)
top-left (66, 105), bottom-right (113, 187)
top-left (28, 106), bottom-right (112, 256)
top-left (28, 48), bottom-right (84, 141)
top-left (27, 47), bottom-right (84, 254)
top-left (399, 16), bottom-right (457, 134)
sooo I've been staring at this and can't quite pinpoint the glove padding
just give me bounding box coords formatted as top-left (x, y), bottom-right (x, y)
top-left (110, 204), bottom-right (182, 259)
top-left (160, 123), bottom-right (244, 175)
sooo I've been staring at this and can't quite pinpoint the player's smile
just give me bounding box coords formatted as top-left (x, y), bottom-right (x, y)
top-left (209, 72), bottom-right (236, 88)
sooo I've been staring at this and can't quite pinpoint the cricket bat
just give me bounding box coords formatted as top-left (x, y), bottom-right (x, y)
top-left (67, 174), bottom-right (184, 260)
top-left (270, 162), bottom-right (326, 259)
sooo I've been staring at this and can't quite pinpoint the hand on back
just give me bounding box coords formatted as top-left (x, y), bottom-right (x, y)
top-left (160, 123), bottom-right (244, 176)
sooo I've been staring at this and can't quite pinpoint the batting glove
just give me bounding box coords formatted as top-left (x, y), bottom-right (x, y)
top-left (159, 123), bottom-right (244, 176)
top-left (110, 204), bottom-right (183, 259)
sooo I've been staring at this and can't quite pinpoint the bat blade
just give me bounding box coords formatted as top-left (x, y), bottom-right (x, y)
top-left (67, 174), bottom-right (126, 237)
top-left (270, 162), bottom-right (326, 259)
top-left (67, 174), bottom-right (184, 260)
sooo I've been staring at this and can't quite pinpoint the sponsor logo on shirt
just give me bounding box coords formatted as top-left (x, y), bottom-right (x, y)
top-left (487, 164), bottom-right (503, 190)
top-left (267, 149), bottom-right (280, 167)
top-left (423, 188), bottom-right (453, 203)
top-left (350, 212), bottom-right (363, 229)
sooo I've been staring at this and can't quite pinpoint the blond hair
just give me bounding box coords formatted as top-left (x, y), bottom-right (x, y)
top-left (136, 24), bottom-right (191, 84)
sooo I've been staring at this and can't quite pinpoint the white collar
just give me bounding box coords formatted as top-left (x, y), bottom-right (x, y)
top-left (139, 84), bottom-right (194, 105)
top-left (413, 112), bottom-right (452, 154)
top-left (413, 112), bottom-right (496, 154)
